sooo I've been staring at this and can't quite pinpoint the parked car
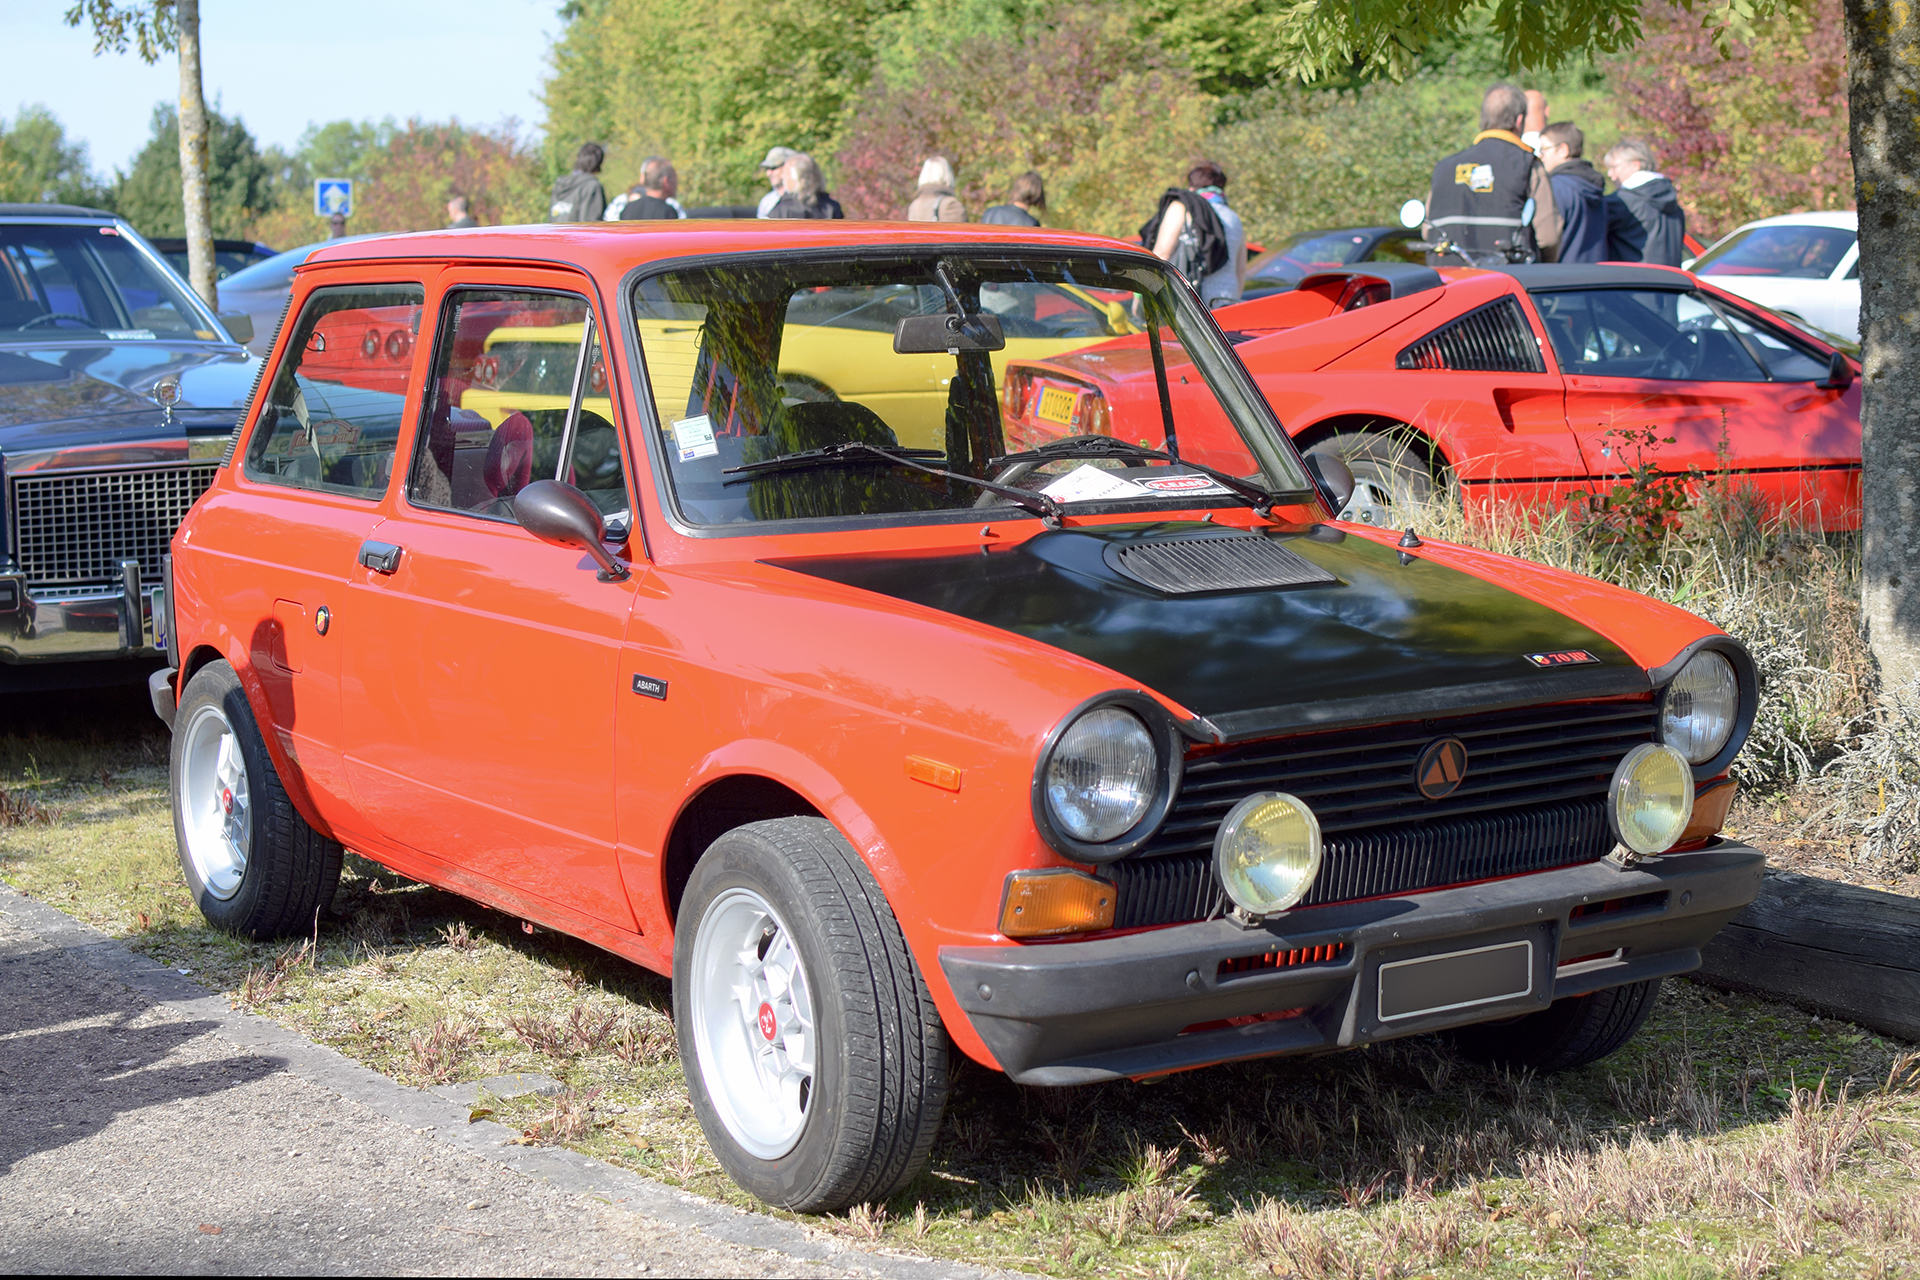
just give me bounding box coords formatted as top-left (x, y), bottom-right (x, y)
top-left (1684, 212), bottom-right (1859, 344)
top-left (148, 237), bottom-right (279, 284)
top-left (1006, 260), bottom-right (1860, 529)
top-left (0, 202), bottom-right (260, 690)
top-left (217, 234), bottom-right (388, 358)
top-left (154, 221), bottom-right (1763, 1214)
top-left (1243, 226), bottom-right (1426, 299)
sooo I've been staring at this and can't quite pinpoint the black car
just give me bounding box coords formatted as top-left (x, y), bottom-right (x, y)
top-left (148, 237), bottom-right (280, 284)
top-left (0, 203), bottom-right (260, 690)
top-left (1243, 226), bottom-right (1426, 299)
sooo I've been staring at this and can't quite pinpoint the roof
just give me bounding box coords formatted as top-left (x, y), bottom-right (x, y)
top-left (0, 202), bottom-right (116, 220)
top-left (1493, 263), bottom-right (1695, 291)
top-left (300, 220), bottom-right (1147, 273)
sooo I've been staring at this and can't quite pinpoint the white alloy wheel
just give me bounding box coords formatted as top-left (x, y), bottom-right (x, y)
top-left (1339, 477), bottom-right (1395, 526)
top-left (177, 701), bottom-right (252, 900)
top-left (689, 886), bottom-right (817, 1159)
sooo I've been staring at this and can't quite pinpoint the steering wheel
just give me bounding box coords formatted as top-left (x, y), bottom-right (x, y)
top-left (1652, 334), bottom-right (1702, 380)
top-left (20, 312), bottom-right (95, 330)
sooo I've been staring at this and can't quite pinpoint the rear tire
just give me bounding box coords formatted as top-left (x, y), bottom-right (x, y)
top-left (1449, 979), bottom-right (1662, 1072)
top-left (170, 660), bottom-right (342, 939)
top-left (674, 817), bottom-right (949, 1213)
top-left (1304, 429), bottom-right (1439, 526)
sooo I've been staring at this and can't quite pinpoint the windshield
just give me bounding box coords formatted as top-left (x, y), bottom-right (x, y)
top-left (1249, 231), bottom-right (1366, 282)
top-left (0, 223), bottom-right (212, 340)
top-left (1693, 224), bottom-right (1855, 279)
top-left (632, 252), bottom-right (1312, 527)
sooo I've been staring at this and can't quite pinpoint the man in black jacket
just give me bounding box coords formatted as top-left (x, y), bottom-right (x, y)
top-left (1603, 141), bottom-right (1689, 267)
top-left (550, 143), bottom-right (607, 223)
top-left (1424, 84), bottom-right (1561, 264)
top-left (1540, 123), bottom-right (1608, 264)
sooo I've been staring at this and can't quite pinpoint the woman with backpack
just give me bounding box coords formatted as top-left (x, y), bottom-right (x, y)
top-left (1140, 161), bottom-right (1246, 306)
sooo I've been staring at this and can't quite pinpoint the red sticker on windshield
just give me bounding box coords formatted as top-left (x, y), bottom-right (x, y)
top-left (1524, 650), bottom-right (1599, 668)
top-left (1140, 475), bottom-right (1226, 494)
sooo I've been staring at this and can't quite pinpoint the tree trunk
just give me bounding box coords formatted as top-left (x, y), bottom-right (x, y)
top-left (175, 0), bottom-right (216, 311)
top-left (1851, 0), bottom-right (1920, 688)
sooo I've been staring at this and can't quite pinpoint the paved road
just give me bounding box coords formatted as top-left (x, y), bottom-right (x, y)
top-left (0, 885), bottom-right (990, 1277)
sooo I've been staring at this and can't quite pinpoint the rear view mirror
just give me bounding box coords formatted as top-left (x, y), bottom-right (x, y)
top-left (1817, 350), bottom-right (1854, 392)
top-left (513, 479), bottom-right (631, 581)
top-left (1304, 452), bottom-right (1355, 514)
top-left (894, 312), bottom-right (1005, 354)
top-left (1398, 199), bottom-right (1426, 230)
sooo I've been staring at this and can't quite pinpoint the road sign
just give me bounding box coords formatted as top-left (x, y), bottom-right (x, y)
top-left (314, 178), bottom-right (353, 218)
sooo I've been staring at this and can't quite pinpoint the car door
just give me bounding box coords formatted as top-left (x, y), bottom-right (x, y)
top-left (1538, 285), bottom-right (1858, 523)
top-left (336, 273), bottom-right (642, 928)
top-left (224, 277), bottom-right (428, 832)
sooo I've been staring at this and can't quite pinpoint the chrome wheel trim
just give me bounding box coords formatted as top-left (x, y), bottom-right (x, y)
top-left (178, 701), bottom-right (251, 901)
top-left (1339, 477), bottom-right (1394, 526)
top-left (689, 886), bottom-right (817, 1160)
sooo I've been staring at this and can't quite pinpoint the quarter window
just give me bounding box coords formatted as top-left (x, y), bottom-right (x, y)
top-left (243, 283), bottom-right (424, 498)
top-left (408, 290), bottom-right (627, 530)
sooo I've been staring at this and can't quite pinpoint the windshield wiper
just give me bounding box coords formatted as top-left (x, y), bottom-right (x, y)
top-left (988, 435), bottom-right (1286, 517)
top-left (722, 441), bottom-right (1064, 524)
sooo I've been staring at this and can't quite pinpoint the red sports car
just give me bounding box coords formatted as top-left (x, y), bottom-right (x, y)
top-left (1001, 262), bottom-right (1861, 529)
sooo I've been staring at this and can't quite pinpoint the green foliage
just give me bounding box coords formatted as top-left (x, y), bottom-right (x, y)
top-left (0, 105), bottom-right (107, 207)
top-left (62, 0), bottom-right (176, 63)
top-left (109, 103), bottom-right (275, 239)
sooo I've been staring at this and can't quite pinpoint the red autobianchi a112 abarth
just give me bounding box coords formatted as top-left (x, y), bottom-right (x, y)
top-left (151, 222), bottom-right (1765, 1213)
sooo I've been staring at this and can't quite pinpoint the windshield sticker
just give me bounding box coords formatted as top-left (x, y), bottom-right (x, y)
top-left (672, 414), bottom-right (719, 461)
top-left (1039, 464), bottom-right (1153, 503)
top-left (1139, 473), bottom-right (1230, 496)
top-left (102, 329), bottom-right (155, 340)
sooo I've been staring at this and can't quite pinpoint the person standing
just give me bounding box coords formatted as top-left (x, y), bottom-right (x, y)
top-left (445, 195), bottom-right (477, 229)
top-left (1603, 141), bottom-right (1689, 267)
top-left (549, 143), bottom-right (607, 223)
top-left (756, 147), bottom-right (797, 218)
top-left (981, 172), bottom-right (1046, 227)
top-left (1540, 123), bottom-right (1608, 264)
top-left (765, 153), bottom-right (844, 219)
top-left (1139, 164), bottom-right (1230, 296)
top-left (620, 157), bottom-right (687, 220)
top-left (906, 157), bottom-right (965, 222)
top-left (1423, 84), bottom-right (1560, 264)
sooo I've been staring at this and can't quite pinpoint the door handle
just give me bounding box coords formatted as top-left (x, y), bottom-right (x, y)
top-left (358, 540), bottom-right (403, 575)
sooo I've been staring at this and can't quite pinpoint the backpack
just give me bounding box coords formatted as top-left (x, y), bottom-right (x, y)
top-left (1138, 190), bottom-right (1228, 285)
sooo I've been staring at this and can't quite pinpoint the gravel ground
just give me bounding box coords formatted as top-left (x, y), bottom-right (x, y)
top-left (0, 886), bottom-right (995, 1278)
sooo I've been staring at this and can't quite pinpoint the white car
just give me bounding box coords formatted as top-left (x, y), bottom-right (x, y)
top-left (1685, 211), bottom-right (1858, 343)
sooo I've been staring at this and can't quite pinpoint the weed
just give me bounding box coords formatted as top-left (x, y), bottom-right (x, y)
top-left (237, 938), bottom-right (312, 1007)
top-left (520, 1087), bottom-right (599, 1144)
top-left (437, 920), bottom-right (478, 952)
top-left (407, 1015), bottom-right (480, 1084)
top-left (610, 1014), bottom-right (675, 1066)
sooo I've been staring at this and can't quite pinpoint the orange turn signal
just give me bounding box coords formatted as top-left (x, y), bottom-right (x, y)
top-left (1678, 776), bottom-right (1738, 844)
top-left (999, 869), bottom-right (1116, 939)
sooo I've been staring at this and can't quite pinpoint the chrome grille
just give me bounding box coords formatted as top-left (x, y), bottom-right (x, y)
top-left (1109, 699), bottom-right (1654, 928)
top-left (9, 465), bottom-right (218, 590)
top-left (1396, 297), bottom-right (1545, 373)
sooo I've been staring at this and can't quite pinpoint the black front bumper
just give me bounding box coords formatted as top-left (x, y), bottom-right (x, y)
top-left (940, 842), bottom-right (1765, 1085)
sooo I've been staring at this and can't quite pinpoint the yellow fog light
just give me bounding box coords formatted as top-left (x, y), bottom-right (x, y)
top-left (1609, 744), bottom-right (1696, 856)
top-left (1000, 869), bottom-right (1116, 938)
top-left (1214, 791), bottom-right (1323, 916)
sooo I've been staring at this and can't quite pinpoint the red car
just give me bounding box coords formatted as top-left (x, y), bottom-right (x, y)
top-left (1003, 262), bottom-right (1861, 529)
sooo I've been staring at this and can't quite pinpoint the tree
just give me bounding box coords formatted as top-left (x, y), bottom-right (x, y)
top-left (66, 0), bottom-right (217, 308)
top-left (0, 105), bottom-right (106, 206)
top-left (110, 103), bottom-right (274, 239)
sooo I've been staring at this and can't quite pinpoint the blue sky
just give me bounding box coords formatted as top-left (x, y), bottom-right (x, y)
top-left (4, 0), bottom-right (563, 174)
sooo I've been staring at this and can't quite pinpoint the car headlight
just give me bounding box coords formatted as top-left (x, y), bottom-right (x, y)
top-left (1609, 744), bottom-right (1695, 855)
top-left (1044, 707), bottom-right (1157, 843)
top-left (1215, 791), bottom-right (1323, 915)
top-left (1661, 650), bottom-right (1739, 764)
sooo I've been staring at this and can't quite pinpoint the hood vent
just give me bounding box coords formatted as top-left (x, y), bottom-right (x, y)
top-left (1109, 534), bottom-right (1338, 595)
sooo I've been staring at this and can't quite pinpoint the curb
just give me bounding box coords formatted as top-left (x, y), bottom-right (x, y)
top-left (0, 881), bottom-right (1000, 1280)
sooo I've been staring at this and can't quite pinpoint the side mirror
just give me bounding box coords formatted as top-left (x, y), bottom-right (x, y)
top-left (1398, 199), bottom-right (1426, 230)
top-left (218, 309), bottom-right (254, 344)
top-left (1303, 451), bottom-right (1355, 515)
top-left (512, 479), bottom-right (631, 582)
top-left (1817, 350), bottom-right (1854, 392)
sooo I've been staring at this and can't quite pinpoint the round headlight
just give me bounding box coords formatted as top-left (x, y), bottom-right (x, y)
top-left (1661, 650), bottom-right (1739, 764)
top-left (1609, 744), bottom-right (1695, 855)
top-left (1045, 707), bottom-right (1157, 843)
top-left (1215, 791), bottom-right (1323, 915)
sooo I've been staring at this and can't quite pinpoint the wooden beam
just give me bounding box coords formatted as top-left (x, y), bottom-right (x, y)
top-left (1692, 868), bottom-right (1920, 1043)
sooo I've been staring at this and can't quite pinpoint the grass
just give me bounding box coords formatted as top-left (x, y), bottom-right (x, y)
top-left (3, 685), bottom-right (1918, 1277)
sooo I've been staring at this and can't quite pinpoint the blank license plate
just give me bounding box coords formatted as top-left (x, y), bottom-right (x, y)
top-left (1037, 386), bottom-right (1077, 424)
top-left (1377, 939), bottom-right (1533, 1022)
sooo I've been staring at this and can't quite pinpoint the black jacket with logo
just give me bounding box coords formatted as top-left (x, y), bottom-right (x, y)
top-left (1425, 131), bottom-right (1560, 263)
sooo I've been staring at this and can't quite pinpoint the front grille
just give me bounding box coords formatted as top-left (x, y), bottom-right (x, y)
top-left (1111, 535), bottom-right (1338, 595)
top-left (1109, 699), bottom-right (1653, 929)
top-left (1396, 297), bottom-right (1545, 373)
top-left (9, 465), bottom-right (218, 591)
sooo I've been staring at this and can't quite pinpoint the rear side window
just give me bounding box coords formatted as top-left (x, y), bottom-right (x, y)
top-left (1532, 288), bottom-right (1827, 382)
top-left (243, 283), bottom-right (424, 498)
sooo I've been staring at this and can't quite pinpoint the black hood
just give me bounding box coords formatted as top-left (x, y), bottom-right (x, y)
top-left (1552, 158), bottom-right (1605, 191)
top-left (772, 523), bottom-right (1649, 741)
top-left (1615, 175), bottom-right (1683, 217)
top-left (0, 339), bottom-right (258, 452)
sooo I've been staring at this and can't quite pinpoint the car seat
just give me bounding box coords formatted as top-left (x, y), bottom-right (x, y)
top-left (481, 411), bottom-right (536, 515)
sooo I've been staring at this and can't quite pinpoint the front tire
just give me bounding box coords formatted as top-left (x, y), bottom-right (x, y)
top-left (674, 818), bottom-right (949, 1212)
top-left (1448, 979), bottom-right (1662, 1072)
top-left (171, 660), bottom-right (342, 938)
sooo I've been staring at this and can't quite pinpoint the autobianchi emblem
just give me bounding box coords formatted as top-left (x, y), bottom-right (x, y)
top-left (1415, 737), bottom-right (1469, 799)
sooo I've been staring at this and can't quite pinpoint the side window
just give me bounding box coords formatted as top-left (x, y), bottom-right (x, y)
top-left (243, 283), bottom-right (424, 498)
top-left (1531, 288), bottom-right (1765, 382)
top-left (408, 289), bottom-right (626, 528)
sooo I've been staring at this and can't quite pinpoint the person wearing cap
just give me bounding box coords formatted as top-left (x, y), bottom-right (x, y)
top-left (757, 147), bottom-right (798, 218)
